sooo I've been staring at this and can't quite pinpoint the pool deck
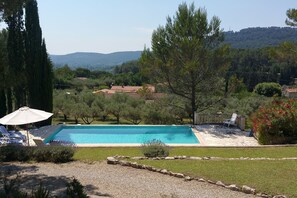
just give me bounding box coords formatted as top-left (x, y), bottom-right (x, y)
top-left (22, 124), bottom-right (259, 147)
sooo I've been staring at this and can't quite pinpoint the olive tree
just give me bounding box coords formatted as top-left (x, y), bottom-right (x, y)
top-left (106, 93), bottom-right (129, 124)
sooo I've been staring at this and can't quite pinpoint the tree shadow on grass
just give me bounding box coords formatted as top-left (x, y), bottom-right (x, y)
top-left (0, 163), bottom-right (112, 197)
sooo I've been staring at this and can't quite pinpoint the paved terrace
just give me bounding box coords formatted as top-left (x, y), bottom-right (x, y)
top-left (194, 125), bottom-right (259, 147)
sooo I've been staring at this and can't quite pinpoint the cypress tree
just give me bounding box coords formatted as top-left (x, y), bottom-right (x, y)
top-left (0, 29), bottom-right (8, 116)
top-left (6, 6), bottom-right (26, 109)
top-left (24, 0), bottom-right (52, 125)
top-left (25, 0), bottom-right (42, 109)
top-left (0, 90), bottom-right (6, 117)
top-left (40, 40), bottom-right (53, 125)
top-left (25, 0), bottom-right (53, 120)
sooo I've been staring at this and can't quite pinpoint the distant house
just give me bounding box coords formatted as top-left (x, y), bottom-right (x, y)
top-left (93, 85), bottom-right (155, 94)
top-left (92, 85), bottom-right (164, 99)
top-left (111, 85), bottom-right (155, 93)
top-left (283, 87), bottom-right (297, 98)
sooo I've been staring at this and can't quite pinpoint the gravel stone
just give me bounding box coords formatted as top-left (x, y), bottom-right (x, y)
top-left (0, 162), bottom-right (258, 198)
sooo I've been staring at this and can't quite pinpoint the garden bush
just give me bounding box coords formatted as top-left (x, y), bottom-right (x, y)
top-left (253, 82), bottom-right (282, 97)
top-left (66, 177), bottom-right (89, 198)
top-left (0, 145), bottom-right (32, 162)
top-left (141, 139), bottom-right (170, 157)
top-left (252, 99), bottom-right (297, 144)
top-left (33, 146), bottom-right (75, 163)
top-left (0, 145), bottom-right (74, 163)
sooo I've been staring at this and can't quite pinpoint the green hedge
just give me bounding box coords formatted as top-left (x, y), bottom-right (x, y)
top-left (0, 145), bottom-right (75, 163)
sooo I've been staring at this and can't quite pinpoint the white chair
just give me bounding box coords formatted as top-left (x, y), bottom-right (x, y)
top-left (223, 113), bottom-right (237, 127)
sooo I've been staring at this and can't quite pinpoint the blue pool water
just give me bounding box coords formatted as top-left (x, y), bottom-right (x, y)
top-left (44, 125), bottom-right (199, 144)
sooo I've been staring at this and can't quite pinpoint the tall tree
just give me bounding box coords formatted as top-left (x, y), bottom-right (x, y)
top-left (5, 4), bottom-right (26, 108)
top-left (140, 3), bottom-right (229, 123)
top-left (24, 0), bottom-right (53, 123)
top-left (0, 29), bottom-right (8, 117)
top-left (286, 9), bottom-right (297, 27)
top-left (25, 0), bottom-right (42, 109)
top-left (0, 0), bottom-right (25, 21)
top-left (40, 40), bottom-right (53, 115)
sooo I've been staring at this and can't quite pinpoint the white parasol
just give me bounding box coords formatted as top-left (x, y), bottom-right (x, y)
top-left (0, 106), bottom-right (53, 145)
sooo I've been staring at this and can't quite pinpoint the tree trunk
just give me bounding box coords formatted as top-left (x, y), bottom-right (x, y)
top-left (6, 88), bottom-right (12, 113)
top-left (0, 89), bottom-right (7, 117)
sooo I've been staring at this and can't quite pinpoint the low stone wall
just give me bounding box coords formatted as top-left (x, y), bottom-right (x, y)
top-left (106, 156), bottom-right (289, 198)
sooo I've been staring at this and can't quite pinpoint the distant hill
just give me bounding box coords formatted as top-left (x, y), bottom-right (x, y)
top-left (224, 27), bottom-right (297, 49)
top-left (50, 27), bottom-right (297, 70)
top-left (49, 51), bottom-right (142, 70)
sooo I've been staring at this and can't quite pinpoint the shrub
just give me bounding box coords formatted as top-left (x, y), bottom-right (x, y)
top-left (141, 139), bottom-right (170, 157)
top-left (31, 183), bottom-right (52, 198)
top-left (252, 99), bottom-right (297, 144)
top-left (33, 146), bottom-right (75, 163)
top-left (0, 145), bottom-right (74, 163)
top-left (66, 177), bottom-right (88, 198)
top-left (253, 82), bottom-right (282, 97)
top-left (33, 147), bottom-right (53, 162)
top-left (49, 146), bottom-right (75, 163)
top-left (0, 145), bottom-right (32, 162)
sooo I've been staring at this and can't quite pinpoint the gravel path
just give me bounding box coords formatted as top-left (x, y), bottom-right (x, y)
top-left (1, 161), bottom-right (257, 198)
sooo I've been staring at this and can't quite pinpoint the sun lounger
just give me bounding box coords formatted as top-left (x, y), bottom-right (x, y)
top-left (223, 113), bottom-right (237, 127)
top-left (0, 126), bottom-right (26, 140)
top-left (33, 138), bottom-right (49, 146)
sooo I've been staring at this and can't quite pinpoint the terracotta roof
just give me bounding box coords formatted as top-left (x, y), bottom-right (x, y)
top-left (285, 88), bottom-right (297, 93)
top-left (93, 85), bottom-right (155, 94)
top-left (111, 85), bottom-right (155, 93)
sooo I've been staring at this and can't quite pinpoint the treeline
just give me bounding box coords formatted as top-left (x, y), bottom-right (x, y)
top-left (53, 44), bottom-right (297, 96)
top-left (224, 27), bottom-right (297, 49)
top-left (0, 0), bottom-right (52, 124)
top-left (227, 43), bottom-right (297, 92)
top-left (53, 60), bottom-right (149, 90)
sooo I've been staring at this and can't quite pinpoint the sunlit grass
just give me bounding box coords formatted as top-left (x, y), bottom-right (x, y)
top-left (74, 147), bottom-right (297, 161)
top-left (135, 160), bottom-right (297, 197)
top-left (74, 146), bottom-right (297, 197)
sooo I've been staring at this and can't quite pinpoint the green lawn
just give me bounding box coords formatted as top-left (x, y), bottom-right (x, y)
top-left (74, 147), bottom-right (297, 161)
top-left (74, 146), bottom-right (297, 197)
top-left (135, 160), bottom-right (297, 197)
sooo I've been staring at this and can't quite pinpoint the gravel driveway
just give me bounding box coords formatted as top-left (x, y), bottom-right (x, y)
top-left (1, 161), bottom-right (257, 198)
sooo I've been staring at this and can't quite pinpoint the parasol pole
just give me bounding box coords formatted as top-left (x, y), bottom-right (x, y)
top-left (26, 124), bottom-right (30, 146)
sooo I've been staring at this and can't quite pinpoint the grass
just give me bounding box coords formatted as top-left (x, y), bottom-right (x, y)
top-left (135, 160), bottom-right (297, 197)
top-left (74, 147), bottom-right (142, 161)
top-left (73, 147), bottom-right (297, 161)
top-left (73, 146), bottom-right (297, 197)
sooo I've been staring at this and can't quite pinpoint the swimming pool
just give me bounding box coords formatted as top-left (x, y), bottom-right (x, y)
top-left (44, 125), bottom-right (199, 145)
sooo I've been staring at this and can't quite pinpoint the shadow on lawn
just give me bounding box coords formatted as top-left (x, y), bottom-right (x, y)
top-left (0, 163), bottom-right (112, 197)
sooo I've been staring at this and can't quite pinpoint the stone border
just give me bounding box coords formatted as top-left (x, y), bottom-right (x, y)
top-left (112, 155), bottom-right (297, 161)
top-left (106, 156), bottom-right (288, 198)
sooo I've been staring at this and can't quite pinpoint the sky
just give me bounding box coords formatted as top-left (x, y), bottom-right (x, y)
top-left (1, 0), bottom-right (296, 55)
